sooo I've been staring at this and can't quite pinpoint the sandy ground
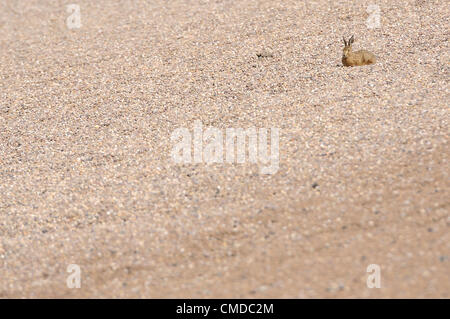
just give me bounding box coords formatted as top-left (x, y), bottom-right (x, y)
top-left (0, 0), bottom-right (448, 298)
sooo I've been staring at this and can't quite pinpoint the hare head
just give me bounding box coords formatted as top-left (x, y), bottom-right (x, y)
top-left (342, 35), bottom-right (355, 58)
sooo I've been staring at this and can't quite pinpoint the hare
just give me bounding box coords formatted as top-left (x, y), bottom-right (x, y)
top-left (342, 35), bottom-right (376, 66)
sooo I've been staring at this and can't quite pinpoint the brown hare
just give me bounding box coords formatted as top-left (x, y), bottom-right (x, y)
top-left (342, 35), bottom-right (376, 66)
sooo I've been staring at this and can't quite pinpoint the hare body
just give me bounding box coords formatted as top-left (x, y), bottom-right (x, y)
top-left (342, 36), bottom-right (376, 66)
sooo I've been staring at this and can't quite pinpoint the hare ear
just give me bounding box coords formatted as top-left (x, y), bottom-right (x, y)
top-left (349, 35), bottom-right (354, 44)
top-left (343, 36), bottom-right (347, 46)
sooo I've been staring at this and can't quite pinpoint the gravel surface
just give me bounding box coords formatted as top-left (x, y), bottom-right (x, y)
top-left (0, 0), bottom-right (449, 298)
